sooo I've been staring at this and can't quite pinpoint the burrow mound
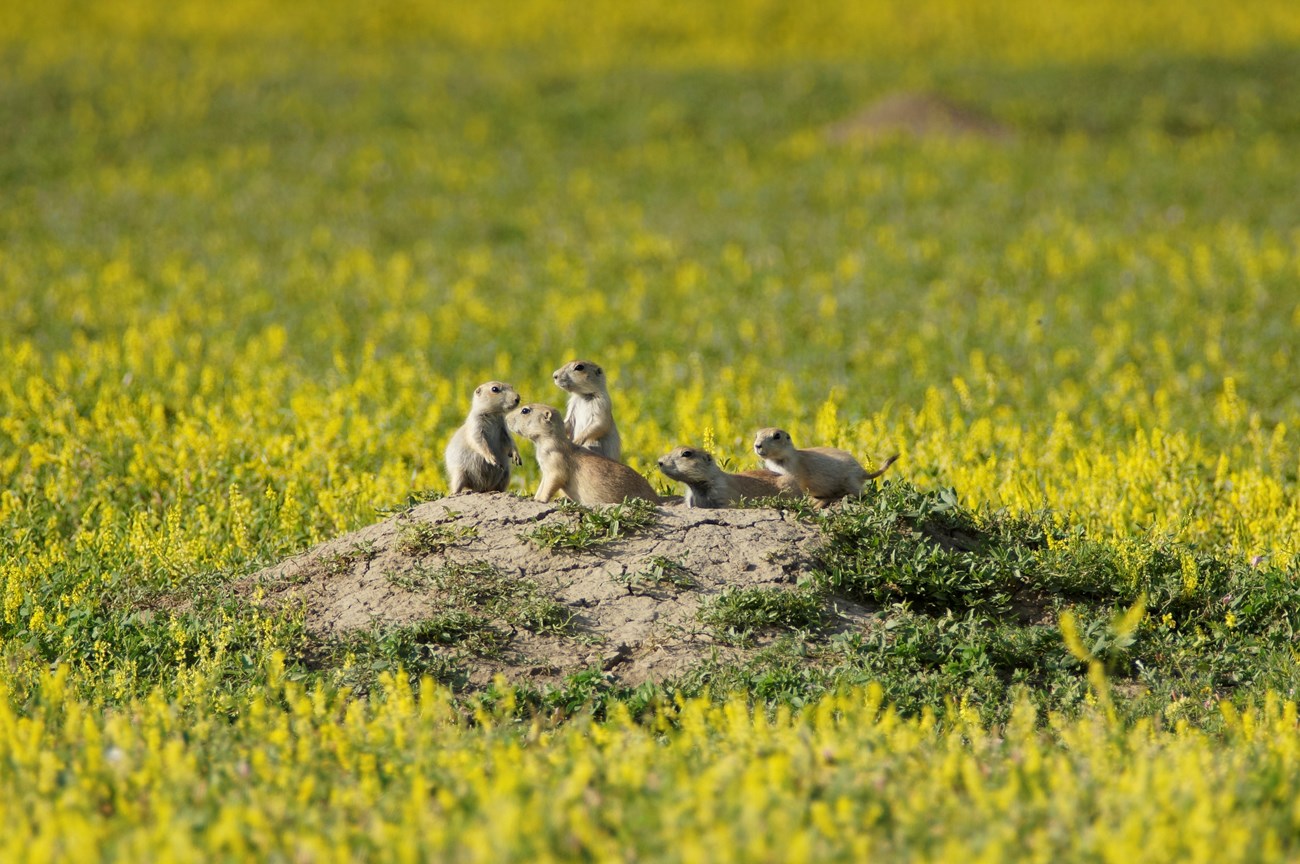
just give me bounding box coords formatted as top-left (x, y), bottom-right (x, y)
top-left (825, 91), bottom-right (1013, 144)
top-left (245, 493), bottom-right (876, 689)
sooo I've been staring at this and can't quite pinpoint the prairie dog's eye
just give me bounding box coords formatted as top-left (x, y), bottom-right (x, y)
top-left (574, 363), bottom-right (585, 372)
top-left (491, 385), bottom-right (501, 393)
top-left (520, 407), bottom-right (531, 415)
top-left (682, 450), bottom-right (694, 458)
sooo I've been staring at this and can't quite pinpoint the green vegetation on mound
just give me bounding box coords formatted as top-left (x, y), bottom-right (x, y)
top-left (12, 480), bottom-right (1292, 732)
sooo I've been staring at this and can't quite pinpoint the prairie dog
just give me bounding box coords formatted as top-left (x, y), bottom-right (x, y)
top-left (752, 427), bottom-right (898, 506)
top-left (444, 381), bottom-right (523, 494)
top-left (508, 403), bottom-right (659, 505)
top-left (657, 446), bottom-right (799, 508)
top-left (552, 359), bottom-right (621, 461)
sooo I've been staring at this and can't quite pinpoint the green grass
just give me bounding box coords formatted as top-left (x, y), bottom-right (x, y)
top-left (7, 4), bottom-right (1300, 858)
top-left (699, 586), bottom-right (827, 645)
top-left (319, 617), bottom-right (488, 693)
top-left (315, 540), bottom-right (377, 577)
top-left (396, 521), bottom-right (478, 556)
top-left (521, 498), bottom-right (660, 551)
top-left (699, 482), bottom-right (1300, 723)
top-left (614, 555), bottom-right (697, 594)
top-left (2, 0), bottom-right (1300, 725)
top-left (392, 559), bottom-right (572, 635)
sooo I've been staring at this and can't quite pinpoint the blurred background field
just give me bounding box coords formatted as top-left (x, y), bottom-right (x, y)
top-left (3, 0), bottom-right (1300, 662)
top-left (3, 0), bottom-right (1300, 642)
top-left (5, 0), bottom-right (1300, 569)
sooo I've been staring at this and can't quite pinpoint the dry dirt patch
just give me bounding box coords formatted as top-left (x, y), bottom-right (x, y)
top-left (826, 91), bottom-right (1013, 143)
top-left (245, 493), bottom-right (876, 688)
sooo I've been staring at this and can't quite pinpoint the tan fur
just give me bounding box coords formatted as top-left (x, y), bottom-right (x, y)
top-left (509, 403), bottom-right (658, 505)
top-left (736, 469), bottom-right (803, 497)
top-left (752, 427), bottom-right (898, 507)
top-left (657, 446), bottom-right (798, 508)
top-left (552, 359), bottom-right (621, 461)
top-left (444, 381), bottom-right (522, 494)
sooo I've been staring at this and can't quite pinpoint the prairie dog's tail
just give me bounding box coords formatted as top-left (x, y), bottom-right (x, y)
top-left (865, 453), bottom-right (899, 480)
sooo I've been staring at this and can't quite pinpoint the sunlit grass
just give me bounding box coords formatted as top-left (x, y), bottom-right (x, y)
top-left (3, 663), bottom-right (1300, 862)
top-left (3, 0), bottom-right (1300, 856)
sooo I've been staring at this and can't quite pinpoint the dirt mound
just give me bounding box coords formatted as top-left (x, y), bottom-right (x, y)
top-left (826, 91), bottom-right (1012, 143)
top-left (246, 493), bottom-right (876, 689)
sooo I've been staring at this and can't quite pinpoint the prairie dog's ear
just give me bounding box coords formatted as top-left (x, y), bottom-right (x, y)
top-left (542, 408), bottom-right (557, 422)
top-left (474, 385), bottom-right (482, 396)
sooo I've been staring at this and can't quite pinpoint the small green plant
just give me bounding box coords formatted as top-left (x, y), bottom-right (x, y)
top-left (510, 593), bottom-right (573, 634)
top-left (392, 612), bottom-right (509, 656)
top-left (521, 499), bottom-right (659, 551)
top-left (397, 520), bottom-right (477, 556)
top-left (614, 555), bottom-right (696, 594)
top-left (318, 552), bottom-right (353, 578)
top-left (699, 586), bottom-right (826, 645)
top-left (429, 560), bottom-right (520, 610)
top-left (739, 494), bottom-right (822, 519)
top-left (375, 489), bottom-right (446, 516)
top-left (390, 559), bottom-right (500, 596)
top-left (389, 560), bottom-right (573, 635)
top-left (315, 539), bottom-right (378, 578)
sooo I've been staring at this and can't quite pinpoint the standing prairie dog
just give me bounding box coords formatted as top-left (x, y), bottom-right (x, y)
top-left (657, 446), bottom-right (799, 508)
top-left (552, 359), bottom-right (621, 461)
top-left (753, 427), bottom-right (898, 506)
top-left (444, 381), bottom-right (523, 494)
top-left (508, 403), bottom-right (659, 505)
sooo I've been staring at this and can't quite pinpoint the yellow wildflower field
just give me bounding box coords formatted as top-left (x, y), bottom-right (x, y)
top-left (3, 0), bottom-right (1300, 857)
top-left (3, 666), bottom-right (1300, 862)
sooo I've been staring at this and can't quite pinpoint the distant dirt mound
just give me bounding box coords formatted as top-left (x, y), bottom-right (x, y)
top-left (246, 493), bottom-right (876, 689)
top-left (826, 91), bottom-right (1012, 143)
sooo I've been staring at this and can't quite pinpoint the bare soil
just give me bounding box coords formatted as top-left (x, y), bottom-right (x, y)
top-left (825, 91), bottom-right (1013, 143)
top-left (245, 493), bottom-right (878, 689)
